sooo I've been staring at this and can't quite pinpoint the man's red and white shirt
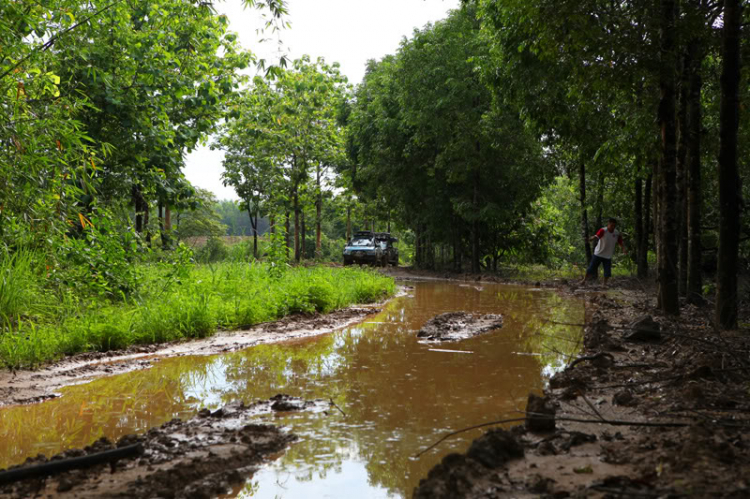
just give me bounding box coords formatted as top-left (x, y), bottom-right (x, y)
top-left (593, 227), bottom-right (622, 259)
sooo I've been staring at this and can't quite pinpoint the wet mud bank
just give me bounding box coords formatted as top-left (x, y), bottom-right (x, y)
top-left (417, 312), bottom-right (503, 342)
top-left (0, 306), bottom-right (381, 407)
top-left (0, 395), bottom-right (324, 498)
top-left (414, 290), bottom-right (750, 498)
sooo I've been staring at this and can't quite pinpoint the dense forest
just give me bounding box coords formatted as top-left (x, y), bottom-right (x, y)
top-left (0, 0), bottom-right (748, 363)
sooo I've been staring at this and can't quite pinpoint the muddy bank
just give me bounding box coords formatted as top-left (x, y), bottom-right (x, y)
top-left (417, 312), bottom-right (503, 342)
top-left (0, 306), bottom-right (381, 407)
top-left (414, 290), bottom-right (750, 498)
top-left (0, 395), bottom-right (326, 498)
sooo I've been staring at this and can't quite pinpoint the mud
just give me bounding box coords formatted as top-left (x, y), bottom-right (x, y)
top-left (0, 306), bottom-right (381, 407)
top-left (413, 282), bottom-right (750, 498)
top-left (0, 395), bottom-right (327, 498)
top-left (417, 312), bottom-right (503, 342)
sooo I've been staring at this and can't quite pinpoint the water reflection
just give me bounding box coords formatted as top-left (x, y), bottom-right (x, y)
top-left (0, 282), bottom-right (584, 498)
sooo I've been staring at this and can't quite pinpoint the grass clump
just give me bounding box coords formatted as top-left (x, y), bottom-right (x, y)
top-left (0, 260), bottom-right (394, 369)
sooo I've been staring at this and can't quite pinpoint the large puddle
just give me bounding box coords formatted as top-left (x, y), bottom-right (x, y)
top-left (0, 281), bottom-right (585, 497)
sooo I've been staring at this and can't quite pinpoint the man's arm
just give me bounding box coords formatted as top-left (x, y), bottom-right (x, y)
top-left (591, 228), bottom-right (605, 242)
top-left (618, 234), bottom-right (627, 254)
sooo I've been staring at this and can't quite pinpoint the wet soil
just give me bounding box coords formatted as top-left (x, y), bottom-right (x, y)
top-left (0, 280), bottom-right (585, 497)
top-left (417, 312), bottom-right (503, 342)
top-left (0, 306), bottom-right (380, 407)
top-left (412, 273), bottom-right (750, 498)
top-left (0, 395), bottom-right (324, 499)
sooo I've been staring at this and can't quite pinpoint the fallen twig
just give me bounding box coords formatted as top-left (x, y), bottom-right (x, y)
top-left (0, 444), bottom-right (142, 485)
top-left (567, 352), bottom-right (615, 369)
top-left (329, 398), bottom-right (347, 417)
top-left (413, 413), bottom-right (690, 459)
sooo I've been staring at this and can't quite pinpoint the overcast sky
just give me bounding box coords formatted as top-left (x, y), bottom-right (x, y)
top-left (183, 0), bottom-right (460, 201)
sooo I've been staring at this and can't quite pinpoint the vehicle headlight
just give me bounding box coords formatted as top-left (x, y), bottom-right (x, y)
top-left (343, 249), bottom-right (351, 255)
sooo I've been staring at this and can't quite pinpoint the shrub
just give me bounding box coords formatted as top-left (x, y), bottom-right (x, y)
top-left (195, 236), bottom-right (229, 263)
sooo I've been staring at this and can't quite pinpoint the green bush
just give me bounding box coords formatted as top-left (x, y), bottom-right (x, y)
top-left (0, 249), bottom-right (41, 327)
top-left (195, 236), bottom-right (229, 263)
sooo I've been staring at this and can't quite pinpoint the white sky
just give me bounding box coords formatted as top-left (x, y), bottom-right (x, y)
top-left (183, 0), bottom-right (460, 201)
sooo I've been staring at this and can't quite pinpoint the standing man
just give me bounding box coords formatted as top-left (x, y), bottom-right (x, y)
top-left (582, 218), bottom-right (627, 286)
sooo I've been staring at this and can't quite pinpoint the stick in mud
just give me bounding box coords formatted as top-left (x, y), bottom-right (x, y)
top-left (0, 444), bottom-right (142, 485)
top-left (329, 398), bottom-right (347, 417)
top-left (412, 413), bottom-right (692, 459)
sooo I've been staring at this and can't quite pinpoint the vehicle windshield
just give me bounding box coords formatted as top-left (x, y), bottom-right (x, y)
top-left (350, 238), bottom-right (374, 247)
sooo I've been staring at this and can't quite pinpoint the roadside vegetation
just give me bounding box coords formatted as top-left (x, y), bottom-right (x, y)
top-left (0, 246), bottom-right (394, 369)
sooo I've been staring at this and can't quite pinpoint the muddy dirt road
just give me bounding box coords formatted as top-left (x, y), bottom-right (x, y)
top-left (0, 280), bottom-right (585, 498)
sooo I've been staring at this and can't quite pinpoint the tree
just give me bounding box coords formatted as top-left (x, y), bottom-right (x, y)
top-left (346, 6), bottom-right (549, 271)
top-left (715, 0), bottom-right (742, 329)
top-left (218, 57), bottom-right (348, 261)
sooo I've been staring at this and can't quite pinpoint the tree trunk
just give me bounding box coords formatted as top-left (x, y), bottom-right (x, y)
top-left (144, 203), bottom-right (151, 247)
top-left (595, 172), bottom-right (604, 230)
top-left (301, 209), bottom-right (306, 260)
top-left (676, 48), bottom-right (690, 297)
top-left (415, 224), bottom-right (422, 268)
top-left (635, 175), bottom-right (643, 275)
top-left (716, 0), bottom-right (742, 329)
top-left (164, 206), bottom-right (172, 250)
top-left (247, 209), bottom-right (258, 259)
top-left (346, 205), bottom-right (351, 241)
top-left (316, 163), bottom-right (322, 258)
top-left (686, 40), bottom-right (704, 303)
top-left (471, 159), bottom-right (481, 273)
top-left (639, 173), bottom-right (652, 278)
top-left (293, 188), bottom-right (300, 262)
top-left (159, 202), bottom-right (171, 250)
top-left (285, 211), bottom-right (291, 258)
top-left (657, 0), bottom-right (680, 315)
top-left (453, 226), bottom-right (462, 272)
top-left (133, 184), bottom-right (145, 233)
top-left (579, 160), bottom-right (592, 263)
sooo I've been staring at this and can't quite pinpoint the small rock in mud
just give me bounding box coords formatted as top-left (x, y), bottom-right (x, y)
top-left (613, 389), bottom-right (635, 406)
top-left (559, 431), bottom-right (597, 451)
top-left (526, 473), bottom-right (554, 493)
top-left (417, 312), bottom-right (503, 342)
top-left (584, 314), bottom-right (612, 350)
top-left (624, 315), bottom-right (661, 342)
top-left (270, 394), bottom-right (310, 412)
top-left (526, 393), bottom-right (556, 432)
top-left (466, 429), bottom-right (524, 468)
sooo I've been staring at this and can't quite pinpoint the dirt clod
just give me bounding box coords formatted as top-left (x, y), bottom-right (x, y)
top-left (417, 312), bottom-right (503, 342)
top-left (624, 315), bottom-right (661, 342)
top-left (525, 393), bottom-right (556, 432)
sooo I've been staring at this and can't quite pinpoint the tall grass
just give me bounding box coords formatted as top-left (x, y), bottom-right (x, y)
top-left (0, 250), bottom-right (42, 327)
top-left (0, 263), bottom-right (395, 369)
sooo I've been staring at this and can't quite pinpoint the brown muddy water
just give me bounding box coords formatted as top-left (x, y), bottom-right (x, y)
top-left (0, 281), bottom-right (585, 498)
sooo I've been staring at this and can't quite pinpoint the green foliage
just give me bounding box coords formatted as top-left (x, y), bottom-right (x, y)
top-left (525, 176), bottom-right (585, 267)
top-left (173, 189), bottom-right (229, 241)
top-left (195, 236), bottom-right (230, 263)
top-left (0, 250), bottom-right (41, 327)
top-left (54, 212), bottom-right (141, 299)
top-left (266, 229), bottom-right (289, 279)
top-left (345, 7), bottom-right (551, 270)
